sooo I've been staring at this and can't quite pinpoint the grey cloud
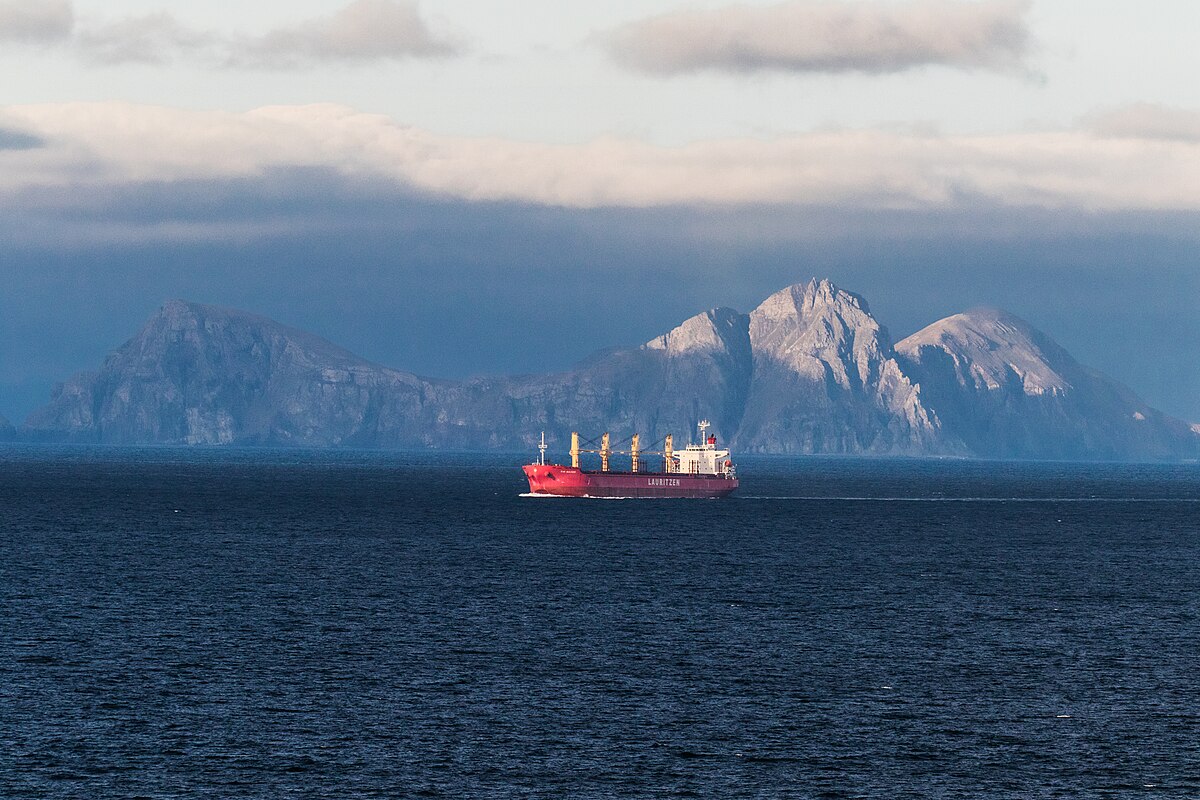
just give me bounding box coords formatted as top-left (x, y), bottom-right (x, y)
top-left (233, 0), bottom-right (461, 68)
top-left (0, 126), bottom-right (44, 150)
top-left (0, 0), bottom-right (73, 43)
top-left (604, 0), bottom-right (1031, 76)
top-left (1087, 104), bottom-right (1200, 143)
top-left (77, 12), bottom-right (216, 65)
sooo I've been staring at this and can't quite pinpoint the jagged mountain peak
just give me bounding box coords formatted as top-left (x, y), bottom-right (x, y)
top-left (750, 278), bottom-right (888, 352)
top-left (897, 307), bottom-right (1074, 396)
top-left (157, 298), bottom-right (279, 327)
top-left (748, 277), bottom-right (899, 392)
top-left (751, 278), bottom-right (872, 324)
top-left (734, 278), bottom-right (939, 453)
top-left (643, 306), bottom-right (748, 357)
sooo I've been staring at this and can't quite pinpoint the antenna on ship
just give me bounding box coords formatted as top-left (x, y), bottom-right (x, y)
top-left (538, 431), bottom-right (547, 466)
top-left (698, 419), bottom-right (710, 446)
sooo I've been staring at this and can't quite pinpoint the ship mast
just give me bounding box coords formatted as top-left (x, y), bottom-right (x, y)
top-left (538, 431), bottom-right (547, 465)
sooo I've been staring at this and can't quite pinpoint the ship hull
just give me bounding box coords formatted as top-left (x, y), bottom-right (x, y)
top-left (523, 464), bottom-right (737, 498)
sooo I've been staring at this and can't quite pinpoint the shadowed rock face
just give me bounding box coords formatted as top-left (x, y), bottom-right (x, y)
top-left (895, 308), bottom-right (1198, 460)
top-left (21, 285), bottom-right (1200, 459)
top-left (642, 306), bottom-right (753, 443)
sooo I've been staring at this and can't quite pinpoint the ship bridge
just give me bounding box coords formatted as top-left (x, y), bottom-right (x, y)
top-left (674, 420), bottom-right (734, 477)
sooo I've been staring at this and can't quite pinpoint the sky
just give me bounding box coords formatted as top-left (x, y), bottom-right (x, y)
top-left (1, 0), bottom-right (1198, 422)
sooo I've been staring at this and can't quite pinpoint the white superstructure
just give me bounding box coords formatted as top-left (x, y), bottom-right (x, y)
top-left (674, 420), bottom-right (735, 477)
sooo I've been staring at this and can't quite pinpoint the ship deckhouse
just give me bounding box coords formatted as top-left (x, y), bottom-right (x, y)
top-left (674, 420), bottom-right (734, 477)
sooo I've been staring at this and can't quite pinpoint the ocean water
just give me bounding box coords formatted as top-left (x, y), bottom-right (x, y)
top-left (2, 446), bottom-right (1199, 799)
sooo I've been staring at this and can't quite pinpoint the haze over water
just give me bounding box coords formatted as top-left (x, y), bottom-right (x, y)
top-left (2, 447), bottom-right (1198, 797)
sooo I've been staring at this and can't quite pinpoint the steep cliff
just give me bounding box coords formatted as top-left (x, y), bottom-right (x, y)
top-left (736, 280), bottom-right (944, 454)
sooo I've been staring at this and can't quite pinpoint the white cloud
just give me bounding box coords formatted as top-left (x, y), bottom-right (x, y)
top-left (0, 0), bottom-right (73, 43)
top-left (3, 102), bottom-right (1199, 215)
top-left (1087, 104), bottom-right (1200, 143)
top-left (234, 0), bottom-right (460, 68)
top-left (604, 0), bottom-right (1031, 76)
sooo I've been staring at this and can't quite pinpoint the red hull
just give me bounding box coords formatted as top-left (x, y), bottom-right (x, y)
top-left (523, 464), bottom-right (738, 498)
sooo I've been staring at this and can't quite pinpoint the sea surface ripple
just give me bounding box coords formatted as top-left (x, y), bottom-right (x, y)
top-left (2, 447), bottom-right (1199, 798)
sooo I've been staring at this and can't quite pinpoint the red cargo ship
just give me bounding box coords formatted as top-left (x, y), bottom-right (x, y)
top-left (523, 421), bottom-right (738, 499)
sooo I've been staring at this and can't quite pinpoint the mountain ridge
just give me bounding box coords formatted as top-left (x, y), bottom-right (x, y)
top-left (895, 307), bottom-right (1198, 460)
top-left (19, 282), bottom-right (1200, 460)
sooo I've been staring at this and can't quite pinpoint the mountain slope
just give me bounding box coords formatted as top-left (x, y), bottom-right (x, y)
top-left (642, 306), bottom-right (754, 441)
top-left (736, 280), bottom-right (945, 454)
top-left (0, 413), bottom-right (13, 441)
top-left (23, 300), bottom-right (435, 446)
top-left (437, 307), bottom-right (753, 451)
top-left (896, 308), bottom-right (1198, 460)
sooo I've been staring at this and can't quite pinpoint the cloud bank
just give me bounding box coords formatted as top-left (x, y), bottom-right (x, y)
top-left (236, 0), bottom-right (460, 68)
top-left (3, 102), bottom-right (1200, 228)
top-left (1087, 104), bottom-right (1200, 143)
top-left (604, 0), bottom-right (1031, 76)
top-left (0, 0), bottom-right (73, 43)
top-left (6, 0), bottom-right (457, 66)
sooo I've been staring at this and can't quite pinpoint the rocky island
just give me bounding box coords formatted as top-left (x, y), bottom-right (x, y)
top-left (20, 279), bottom-right (1200, 460)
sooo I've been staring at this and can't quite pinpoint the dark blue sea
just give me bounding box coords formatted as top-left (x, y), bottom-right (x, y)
top-left (2, 446), bottom-right (1199, 798)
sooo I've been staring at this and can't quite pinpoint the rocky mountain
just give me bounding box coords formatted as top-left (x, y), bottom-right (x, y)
top-left (461, 305), bottom-right (756, 452)
top-left (895, 308), bottom-right (1198, 460)
top-left (0, 413), bottom-right (13, 441)
top-left (23, 300), bottom-right (438, 447)
top-left (736, 282), bottom-right (944, 454)
top-left (20, 281), bottom-right (1200, 460)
